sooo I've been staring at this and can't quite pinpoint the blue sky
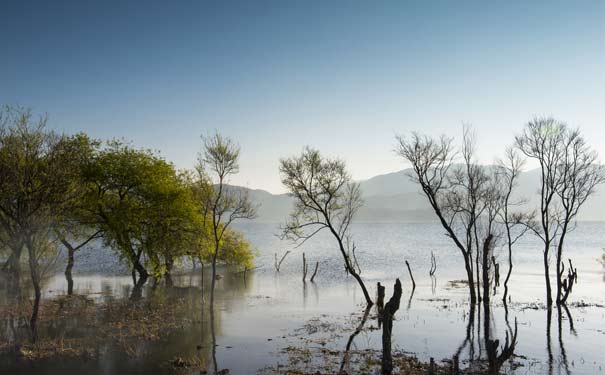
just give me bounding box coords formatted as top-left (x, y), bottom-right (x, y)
top-left (1, 1), bottom-right (603, 193)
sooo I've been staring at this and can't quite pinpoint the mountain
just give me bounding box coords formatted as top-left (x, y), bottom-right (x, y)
top-left (231, 167), bottom-right (605, 223)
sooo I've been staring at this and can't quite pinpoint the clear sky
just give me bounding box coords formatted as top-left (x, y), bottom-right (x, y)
top-left (1, 1), bottom-right (603, 193)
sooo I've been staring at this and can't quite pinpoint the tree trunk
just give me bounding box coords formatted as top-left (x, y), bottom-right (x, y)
top-left (555, 229), bottom-right (568, 305)
top-left (333, 232), bottom-right (373, 306)
top-left (543, 250), bottom-right (552, 306)
top-left (210, 244), bottom-right (219, 311)
top-left (26, 239), bottom-right (41, 343)
top-left (381, 279), bottom-right (402, 375)
top-left (130, 260), bottom-right (149, 300)
top-left (502, 240), bottom-right (513, 303)
top-left (463, 254), bottom-right (477, 304)
top-left (482, 235), bottom-right (493, 306)
top-left (165, 258), bottom-right (174, 287)
top-left (65, 245), bottom-right (75, 295)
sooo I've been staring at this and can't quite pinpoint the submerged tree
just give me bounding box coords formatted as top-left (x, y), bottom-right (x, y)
top-left (0, 106), bottom-right (83, 340)
top-left (396, 131), bottom-right (478, 303)
top-left (396, 128), bottom-right (530, 305)
top-left (82, 140), bottom-right (192, 299)
top-left (497, 147), bottom-right (532, 303)
top-left (198, 133), bottom-right (257, 309)
top-left (515, 118), bottom-right (605, 305)
top-left (279, 147), bottom-right (373, 306)
top-left (53, 133), bottom-right (103, 295)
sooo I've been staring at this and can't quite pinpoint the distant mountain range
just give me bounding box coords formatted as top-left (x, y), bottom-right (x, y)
top-left (234, 168), bottom-right (605, 223)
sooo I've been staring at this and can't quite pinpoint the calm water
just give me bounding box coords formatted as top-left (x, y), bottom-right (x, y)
top-left (1, 222), bottom-right (604, 374)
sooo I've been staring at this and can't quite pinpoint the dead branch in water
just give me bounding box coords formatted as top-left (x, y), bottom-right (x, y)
top-left (429, 251), bottom-right (437, 276)
top-left (405, 260), bottom-right (416, 290)
top-left (310, 261), bottom-right (319, 282)
top-left (302, 253), bottom-right (308, 282)
top-left (274, 250), bottom-right (291, 272)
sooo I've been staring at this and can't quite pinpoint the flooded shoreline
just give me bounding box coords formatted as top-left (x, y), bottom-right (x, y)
top-left (2, 222), bottom-right (604, 374)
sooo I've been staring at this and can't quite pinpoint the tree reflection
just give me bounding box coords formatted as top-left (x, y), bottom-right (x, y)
top-left (545, 304), bottom-right (576, 375)
top-left (339, 305), bottom-right (371, 374)
top-left (450, 302), bottom-right (518, 374)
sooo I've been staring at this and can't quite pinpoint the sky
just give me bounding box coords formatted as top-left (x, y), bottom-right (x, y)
top-left (1, 1), bottom-right (603, 193)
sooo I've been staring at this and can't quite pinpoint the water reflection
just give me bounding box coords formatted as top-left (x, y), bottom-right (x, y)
top-left (545, 304), bottom-right (577, 375)
top-left (339, 305), bottom-right (371, 374)
top-left (449, 302), bottom-right (518, 374)
top-left (0, 267), bottom-right (252, 375)
top-left (2, 261), bottom-right (604, 374)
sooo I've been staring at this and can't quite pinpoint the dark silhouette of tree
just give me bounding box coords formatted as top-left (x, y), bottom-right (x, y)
top-left (396, 129), bottom-right (481, 303)
top-left (515, 118), bottom-right (605, 305)
top-left (279, 147), bottom-right (373, 306)
top-left (397, 127), bottom-right (530, 305)
top-left (497, 147), bottom-right (532, 303)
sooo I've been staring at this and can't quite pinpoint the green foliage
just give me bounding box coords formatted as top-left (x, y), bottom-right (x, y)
top-left (82, 140), bottom-right (191, 273)
top-left (198, 228), bottom-right (255, 269)
top-left (0, 107), bottom-right (256, 293)
top-left (0, 107), bottom-right (86, 277)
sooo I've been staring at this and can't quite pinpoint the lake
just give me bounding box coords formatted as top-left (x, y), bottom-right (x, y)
top-left (1, 221), bottom-right (604, 374)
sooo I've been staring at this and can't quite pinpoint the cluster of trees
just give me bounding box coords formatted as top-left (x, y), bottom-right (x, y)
top-left (0, 106), bottom-right (256, 341)
top-left (281, 118), bottom-right (604, 310)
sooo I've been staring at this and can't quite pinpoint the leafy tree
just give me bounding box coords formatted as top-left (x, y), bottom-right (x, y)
top-left (53, 133), bottom-right (103, 295)
top-left (198, 133), bottom-right (257, 308)
top-left (217, 229), bottom-right (255, 270)
top-left (0, 106), bottom-right (82, 341)
top-left (82, 140), bottom-right (191, 299)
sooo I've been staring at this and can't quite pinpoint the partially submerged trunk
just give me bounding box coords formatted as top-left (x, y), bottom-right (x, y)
top-left (165, 257), bottom-right (174, 287)
top-left (61, 241), bottom-right (76, 296)
top-left (543, 249), bottom-right (553, 306)
top-left (463, 253), bottom-right (477, 304)
top-left (209, 243), bottom-right (219, 310)
top-left (333, 230), bottom-right (373, 306)
top-left (381, 279), bottom-right (402, 375)
top-left (130, 260), bottom-right (149, 300)
top-left (482, 235), bottom-right (493, 306)
top-left (25, 239), bottom-right (41, 343)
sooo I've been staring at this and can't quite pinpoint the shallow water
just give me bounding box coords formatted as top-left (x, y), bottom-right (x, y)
top-left (1, 222), bottom-right (604, 374)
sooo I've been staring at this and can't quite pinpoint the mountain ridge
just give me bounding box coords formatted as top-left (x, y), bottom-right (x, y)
top-left (227, 167), bottom-right (605, 223)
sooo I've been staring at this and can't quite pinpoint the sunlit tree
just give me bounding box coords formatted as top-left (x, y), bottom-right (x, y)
top-left (279, 147), bottom-right (372, 306)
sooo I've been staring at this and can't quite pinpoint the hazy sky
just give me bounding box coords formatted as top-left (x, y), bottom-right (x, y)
top-left (1, 1), bottom-right (603, 193)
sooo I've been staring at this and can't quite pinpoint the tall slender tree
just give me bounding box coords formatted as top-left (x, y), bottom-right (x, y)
top-left (279, 147), bottom-right (373, 306)
top-left (198, 133), bottom-right (257, 309)
top-left (515, 118), bottom-right (605, 305)
top-left (396, 128), bottom-right (531, 305)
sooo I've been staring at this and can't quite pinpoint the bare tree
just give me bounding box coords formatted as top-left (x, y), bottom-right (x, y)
top-left (496, 147), bottom-right (533, 303)
top-left (396, 131), bottom-right (481, 303)
top-left (279, 147), bottom-right (373, 306)
top-left (515, 118), bottom-right (605, 305)
top-left (397, 128), bottom-right (530, 305)
top-left (199, 133), bottom-right (257, 309)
